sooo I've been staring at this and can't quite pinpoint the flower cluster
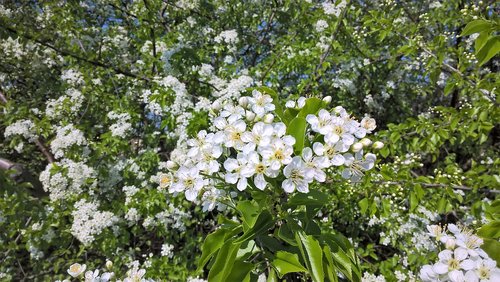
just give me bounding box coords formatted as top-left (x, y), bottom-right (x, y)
top-left (420, 224), bottom-right (500, 282)
top-left (64, 261), bottom-right (153, 282)
top-left (107, 111), bottom-right (132, 137)
top-left (71, 199), bottom-right (118, 245)
top-left (4, 119), bottom-right (37, 142)
top-left (160, 90), bottom-right (378, 210)
top-left (50, 124), bottom-right (88, 159)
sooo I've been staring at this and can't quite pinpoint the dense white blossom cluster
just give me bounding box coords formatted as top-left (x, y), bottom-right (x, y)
top-left (71, 199), bottom-right (118, 245)
top-left (4, 119), bottom-right (37, 142)
top-left (107, 111), bottom-right (132, 137)
top-left (61, 69), bottom-right (84, 86)
top-left (160, 90), bottom-right (378, 210)
top-left (322, 0), bottom-right (347, 17)
top-left (40, 159), bottom-right (95, 201)
top-left (45, 88), bottom-right (85, 118)
top-left (420, 224), bottom-right (500, 282)
top-left (50, 124), bottom-right (87, 159)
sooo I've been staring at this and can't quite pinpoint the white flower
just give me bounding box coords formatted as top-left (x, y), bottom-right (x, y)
top-left (455, 232), bottom-right (485, 258)
top-left (248, 90), bottom-right (275, 117)
top-left (285, 100), bottom-right (296, 108)
top-left (259, 138), bottom-right (294, 170)
top-left (315, 20), bottom-right (329, 32)
top-left (313, 142), bottom-right (346, 166)
top-left (67, 263), bottom-right (86, 277)
top-left (463, 258), bottom-right (500, 282)
top-left (420, 265), bottom-right (439, 282)
top-left (241, 122), bottom-right (274, 153)
top-left (282, 156), bottom-right (314, 193)
top-left (224, 154), bottom-right (253, 191)
top-left (341, 151), bottom-right (376, 182)
top-left (432, 249), bottom-right (468, 281)
top-left (306, 109), bottom-right (333, 135)
top-left (84, 269), bottom-right (100, 282)
top-left (124, 268), bottom-right (146, 282)
top-left (220, 105), bottom-right (245, 123)
top-left (302, 147), bottom-right (329, 182)
top-left (361, 117), bottom-right (377, 132)
top-left (171, 166), bottom-right (206, 201)
top-left (244, 151), bottom-right (278, 190)
top-left (223, 119), bottom-right (247, 150)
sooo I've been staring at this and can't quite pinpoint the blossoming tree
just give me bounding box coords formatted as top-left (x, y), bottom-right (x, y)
top-left (0, 0), bottom-right (499, 281)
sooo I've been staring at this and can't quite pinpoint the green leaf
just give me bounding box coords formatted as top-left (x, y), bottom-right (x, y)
top-left (358, 198), bottom-right (369, 215)
top-left (475, 31), bottom-right (490, 51)
top-left (271, 251), bottom-right (307, 278)
top-left (296, 231), bottom-right (324, 282)
top-left (322, 245), bottom-right (339, 282)
top-left (460, 20), bottom-right (493, 36)
top-left (481, 238), bottom-right (500, 267)
top-left (197, 226), bottom-right (243, 271)
top-left (225, 259), bottom-right (254, 282)
top-left (477, 221), bottom-right (500, 239)
top-left (320, 233), bottom-right (361, 282)
top-left (286, 190), bottom-right (329, 208)
top-left (287, 117), bottom-right (307, 154)
top-left (207, 240), bottom-right (242, 282)
top-left (477, 36), bottom-right (500, 66)
top-left (297, 97), bottom-right (323, 118)
top-left (234, 210), bottom-right (274, 243)
top-left (236, 200), bottom-right (261, 230)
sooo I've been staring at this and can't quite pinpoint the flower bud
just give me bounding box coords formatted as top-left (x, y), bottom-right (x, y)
top-left (246, 111), bottom-right (256, 121)
top-left (238, 97), bottom-right (249, 108)
top-left (297, 97), bottom-right (306, 109)
top-left (105, 260), bottom-right (113, 270)
top-left (352, 142), bottom-right (363, 152)
top-left (445, 238), bottom-right (456, 250)
top-left (263, 113), bottom-right (274, 123)
top-left (360, 138), bottom-right (372, 147)
top-left (372, 141), bottom-right (384, 149)
top-left (166, 161), bottom-right (177, 171)
top-left (322, 96), bottom-right (332, 104)
top-left (212, 101), bottom-right (222, 111)
top-left (285, 100), bottom-right (296, 108)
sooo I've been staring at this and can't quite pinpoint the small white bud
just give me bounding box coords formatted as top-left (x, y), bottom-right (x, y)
top-left (246, 111), bottom-right (256, 121)
top-left (238, 97), bottom-right (249, 108)
top-left (360, 138), bottom-right (372, 147)
top-left (212, 101), bottom-right (222, 111)
top-left (352, 142), bottom-right (363, 152)
top-left (285, 100), bottom-right (296, 108)
top-left (263, 113), bottom-right (274, 123)
top-left (166, 161), bottom-right (177, 171)
top-left (372, 141), bottom-right (384, 149)
top-left (322, 96), bottom-right (332, 103)
top-left (105, 260), bottom-right (113, 269)
top-left (445, 238), bottom-right (456, 250)
top-left (297, 97), bottom-right (306, 108)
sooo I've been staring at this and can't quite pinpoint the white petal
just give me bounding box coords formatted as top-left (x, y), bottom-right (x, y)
top-left (254, 174), bottom-right (267, 190)
top-left (224, 158), bottom-right (239, 172)
top-left (341, 169), bottom-right (351, 179)
top-left (302, 147), bottom-right (313, 162)
top-left (313, 142), bottom-right (325, 156)
top-left (331, 155), bottom-right (345, 166)
top-left (225, 173), bottom-right (238, 184)
top-left (464, 270), bottom-right (478, 282)
top-left (296, 181), bottom-right (309, 193)
top-left (460, 259), bottom-right (476, 271)
top-left (185, 189), bottom-right (198, 201)
top-left (432, 262), bottom-right (449, 274)
top-left (448, 270), bottom-right (464, 282)
top-left (237, 177), bottom-right (248, 191)
top-left (454, 248), bottom-right (468, 261)
top-left (282, 179), bottom-right (295, 193)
